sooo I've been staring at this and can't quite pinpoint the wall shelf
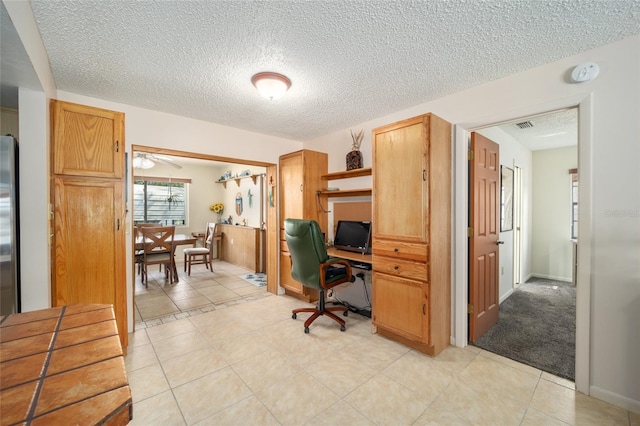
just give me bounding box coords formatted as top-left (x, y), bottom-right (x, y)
top-left (215, 174), bottom-right (260, 188)
top-left (318, 188), bottom-right (372, 197)
top-left (321, 167), bottom-right (372, 180)
top-left (318, 167), bottom-right (372, 197)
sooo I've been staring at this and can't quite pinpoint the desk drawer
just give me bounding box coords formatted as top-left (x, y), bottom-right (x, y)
top-left (373, 255), bottom-right (428, 282)
top-left (372, 239), bottom-right (427, 262)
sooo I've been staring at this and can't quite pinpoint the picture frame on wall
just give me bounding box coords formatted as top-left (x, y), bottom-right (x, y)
top-left (500, 165), bottom-right (514, 232)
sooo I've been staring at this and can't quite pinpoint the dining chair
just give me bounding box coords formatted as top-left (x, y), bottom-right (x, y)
top-left (138, 225), bottom-right (176, 287)
top-left (183, 222), bottom-right (216, 275)
top-left (134, 222), bottom-right (162, 277)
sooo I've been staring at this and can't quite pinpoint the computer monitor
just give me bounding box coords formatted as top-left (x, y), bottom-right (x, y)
top-left (333, 220), bottom-right (372, 254)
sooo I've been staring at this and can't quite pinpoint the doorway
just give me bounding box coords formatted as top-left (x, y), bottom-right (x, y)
top-left (130, 145), bottom-right (278, 325)
top-left (467, 108), bottom-right (578, 379)
top-left (454, 96), bottom-right (593, 393)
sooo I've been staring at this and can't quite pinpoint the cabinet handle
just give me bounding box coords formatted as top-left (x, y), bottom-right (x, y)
top-left (394, 265), bottom-right (399, 270)
top-left (394, 248), bottom-right (399, 252)
top-left (115, 140), bottom-right (119, 152)
top-left (422, 169), bottom-right (426, 181)
top-left (117, 218), bottom-right (120, 230)
top-left (299, 184), bottom-right (303, 192)
top-left (423, 304), bottom-right (426, 315)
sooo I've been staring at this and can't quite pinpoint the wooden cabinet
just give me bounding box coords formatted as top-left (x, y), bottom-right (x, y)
top-left (51, 100), bottom-right (127, 350)
top-left (52, 100), bottom-right (124, 178)
top-left (278, 149), bottom-right (327, 301)
top-left (371, 113), bottom-right (451, 356)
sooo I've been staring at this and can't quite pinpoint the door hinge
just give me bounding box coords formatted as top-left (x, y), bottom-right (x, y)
top-left (468, 150), bottom-right (474, 161)
top-left (467, 304), bottom-right (474, 314)
top-left (467, 227), bottom-right (473, 237)
top-left (117, 218), bottom-right (120, 230)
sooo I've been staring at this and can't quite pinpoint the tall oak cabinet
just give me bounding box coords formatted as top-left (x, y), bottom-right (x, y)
top-left (371, 113), bottom-right (451, 356)
top-left (278, 149), bottom-right (327, 301)
top-left (51, 100), bottom-right (127, 350)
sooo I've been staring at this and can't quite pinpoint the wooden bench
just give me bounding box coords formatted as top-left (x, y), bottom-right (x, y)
top-left (0, 304), bottom-right (132, 425)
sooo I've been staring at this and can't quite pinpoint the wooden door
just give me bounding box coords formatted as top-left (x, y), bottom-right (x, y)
top-left (469, 132), bottom-right (500, 342)
top-left (52, 177), bottom-right (127, 345)
top-left (52, 100), bottom-right (124, 178)
top-left (373, 115), bottom-right (427, 242)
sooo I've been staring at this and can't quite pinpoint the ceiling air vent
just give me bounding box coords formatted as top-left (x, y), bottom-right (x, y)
top-left (515, 121), bottom-right (534, 129)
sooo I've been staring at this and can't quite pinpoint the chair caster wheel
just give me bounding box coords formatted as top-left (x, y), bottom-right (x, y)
top-left (340, 325), bottom-right (346, 332)
top-left (343, 311), bottom-right (348, 317)
top-left (304, 327), bottom-right (310, 334)
top-left (292, 313), bottom-right (297, 320)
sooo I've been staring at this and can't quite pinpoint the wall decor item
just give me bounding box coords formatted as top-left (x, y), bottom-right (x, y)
top-left (346, 129), bottom-right (364, 170)
top-left (501, 165), bottom-right (514, 232)
top-left (235, 192), bottom-right (243, 216)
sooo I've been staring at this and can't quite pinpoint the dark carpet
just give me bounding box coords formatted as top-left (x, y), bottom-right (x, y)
top-left (472, 277), bottom-right (576, 381)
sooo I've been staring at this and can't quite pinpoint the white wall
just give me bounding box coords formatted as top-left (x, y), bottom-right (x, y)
top-left (214, 165), bottom-right (266, 229)
top-left (17, 88), bottom-right (50, 311)
top-left (532, 146), bottom-right (577, 281)
top-left (477, 127), bottom-right (533, 300)
top-left (306, 35), bottom-right (640, 410)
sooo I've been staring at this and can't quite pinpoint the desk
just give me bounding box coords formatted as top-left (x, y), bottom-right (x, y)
top-left (327, 247), bottom-right (372, 266)
top-left (326, 247), bottom-right (372, 316)
top-left (0, 304), bottom-right (132, 425)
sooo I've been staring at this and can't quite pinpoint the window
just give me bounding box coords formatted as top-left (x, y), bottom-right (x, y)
top-left (570, 169), bottom-right (578, 239)
top-left (133, 177), bottom-right (189, 226)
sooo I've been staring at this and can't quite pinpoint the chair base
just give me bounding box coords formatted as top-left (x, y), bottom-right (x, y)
top-left (291, 290), bottom-right (348, 333)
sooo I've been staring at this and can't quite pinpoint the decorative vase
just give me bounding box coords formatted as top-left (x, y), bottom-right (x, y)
top-left (346, 150), bottom-right (363, 170)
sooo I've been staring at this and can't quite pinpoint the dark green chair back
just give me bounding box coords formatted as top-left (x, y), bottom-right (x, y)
top-left (284, 219), bottom-right (329, 291)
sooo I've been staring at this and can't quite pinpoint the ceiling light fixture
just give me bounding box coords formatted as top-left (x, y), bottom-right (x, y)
top-left (133, 156), bottom-right (154, 169)
top-left (251, 72), bottom-right (291, 100)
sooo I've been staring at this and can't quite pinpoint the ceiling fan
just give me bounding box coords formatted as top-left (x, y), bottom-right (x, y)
top-left (133, 152), bottom-right (182, 169)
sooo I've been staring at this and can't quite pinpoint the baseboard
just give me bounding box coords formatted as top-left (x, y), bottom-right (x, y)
top-left (499, 288), bottom-right (514, 304)
top-left (530, 273), bottom-right (572, 283)
top-left (590, 385), bottom-right (640, 414)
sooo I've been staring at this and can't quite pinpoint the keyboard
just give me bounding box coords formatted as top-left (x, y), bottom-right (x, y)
top-left (348, 260), bottom-right (372, 270)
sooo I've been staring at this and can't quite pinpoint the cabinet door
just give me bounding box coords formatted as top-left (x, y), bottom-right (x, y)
top-left (52, 177), bottom-right (127, 348)
top-left (372, 271), bottom-right (429, 343)
top-left (373, 116), bottom-right (428, 242)
top-left (279, 153), bottom-right (304, 223)
top-left (52, 100), bottom-right (125, 178)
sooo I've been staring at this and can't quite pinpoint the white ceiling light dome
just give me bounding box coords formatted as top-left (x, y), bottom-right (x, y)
top-left (251, 72), bottom-right (291, 100)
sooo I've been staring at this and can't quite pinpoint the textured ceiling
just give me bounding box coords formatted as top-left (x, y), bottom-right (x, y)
top-left (497, 108), bottom-right (577, 151)
top-left (22, 1), bottom-right (640, 140)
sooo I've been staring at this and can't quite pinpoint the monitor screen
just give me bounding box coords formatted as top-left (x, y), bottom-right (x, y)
top-left (333, 220), bottom-right (372, 254)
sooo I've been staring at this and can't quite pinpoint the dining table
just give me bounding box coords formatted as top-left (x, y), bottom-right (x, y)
top-left (135, 233), bottom-right (197, 281)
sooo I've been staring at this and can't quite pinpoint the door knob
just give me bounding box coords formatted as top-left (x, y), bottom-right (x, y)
top-left (496, 240), bottom-right (504, 245)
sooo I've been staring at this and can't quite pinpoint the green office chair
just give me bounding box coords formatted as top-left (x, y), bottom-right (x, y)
top-left (284, 218), bottom-right (355, 333)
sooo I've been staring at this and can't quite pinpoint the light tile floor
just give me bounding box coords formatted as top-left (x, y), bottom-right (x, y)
top-left (127, 262), bottom-right (639, 425)
top-left (134, 259), bottom-right (268, 325)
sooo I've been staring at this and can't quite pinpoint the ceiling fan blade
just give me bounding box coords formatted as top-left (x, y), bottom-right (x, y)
top-left (151, 155), bottom-right (182, 169)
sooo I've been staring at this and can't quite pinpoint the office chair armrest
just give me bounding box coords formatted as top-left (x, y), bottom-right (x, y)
top-left (320, 258), bottom-right (353, 290)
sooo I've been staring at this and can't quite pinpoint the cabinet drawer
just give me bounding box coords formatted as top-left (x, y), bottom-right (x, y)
top-left (373, 255), bottom-right (428, 282)
top-left (372, 239), bottom-right (428, 262)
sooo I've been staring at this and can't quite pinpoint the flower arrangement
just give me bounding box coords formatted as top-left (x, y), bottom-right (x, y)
top-left (210, 202), bottom-right (224, 214)
top-left (350, 129), bottom-right (364, 151)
